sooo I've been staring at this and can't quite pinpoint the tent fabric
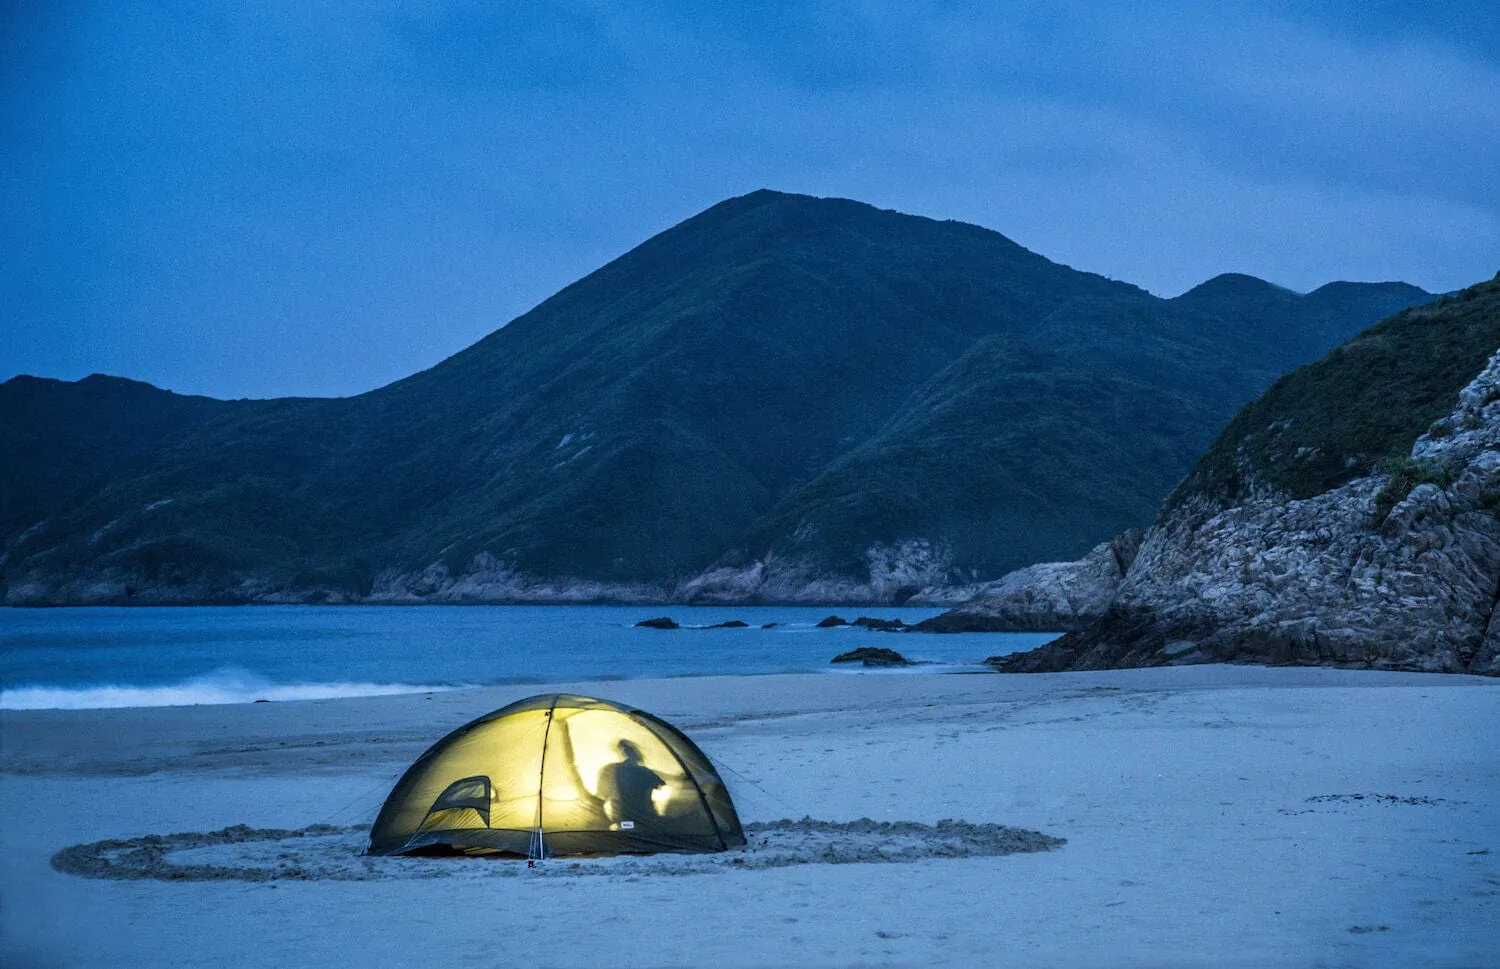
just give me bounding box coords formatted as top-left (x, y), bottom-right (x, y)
top-left (368, 693), bottom-right (746, 857)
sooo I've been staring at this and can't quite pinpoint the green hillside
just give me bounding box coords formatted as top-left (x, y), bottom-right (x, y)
top-left (0, 375), bottom-right (235, 536)
top-left (1168, 273), bottom-right (1500, 511)
top-left (732, 334), bottom-right (1220, 577)
top-left (733, 279), bottom-right (1432, 578)
top-left (0, 191), bottom-right (1434, 603)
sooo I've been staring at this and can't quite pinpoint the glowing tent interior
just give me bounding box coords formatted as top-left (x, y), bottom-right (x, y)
top-left (368, 693), bottom-right (746, 857)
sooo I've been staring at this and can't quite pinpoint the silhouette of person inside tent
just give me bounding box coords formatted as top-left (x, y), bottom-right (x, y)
top-left (595, 739), bottom-right (666, 828)
top-left (555, 720), bottom-right (669, 831)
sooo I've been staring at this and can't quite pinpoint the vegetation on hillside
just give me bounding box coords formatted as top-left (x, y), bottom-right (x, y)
top-left (1168, 274), bottom-right (1500, 511)
top-left (0, 192), bottom-right (1438, 599)
top-left (738, 276), bottom-right (1434, 576)
top-left (0, 375), bottom-right (233, 536)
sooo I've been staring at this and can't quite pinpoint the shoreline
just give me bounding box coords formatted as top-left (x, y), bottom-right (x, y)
top-left (6, 664), bottom-right (1494, 778)
top-left (0, 661), bottom-right (1008, 713)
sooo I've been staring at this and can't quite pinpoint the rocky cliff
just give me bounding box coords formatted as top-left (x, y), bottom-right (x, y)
top-left (988, 277), bottom-right (1500, 675)
top-left (906, 531), bottom-right (1141, 631)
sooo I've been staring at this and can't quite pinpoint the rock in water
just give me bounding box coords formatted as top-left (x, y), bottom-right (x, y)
top-left (831, 647), bottom-right (911, 667)
top-left (991, 278), bottom-right (1500, 675)
top-left (706, 620), bottom-right (750, 629)
top-left (851, 616), bottom-right (906, 631)
top-left (816, 615), bottom-right (851, 628)
top-left (635, 617), bottom-right (680, 630)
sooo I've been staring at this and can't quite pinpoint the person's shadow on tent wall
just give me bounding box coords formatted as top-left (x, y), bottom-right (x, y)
top-left (559, 724), bottom-right (671, 832)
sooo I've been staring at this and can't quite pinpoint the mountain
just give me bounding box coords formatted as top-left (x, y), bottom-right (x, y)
top-left (684, 332), bottom-right (1222, 600)
top-left (682, 276), bottom-right (1430, 601)
top-left (0, 375), bottom-right (234, 537)
top-left (0, 190), bottom-right (1432, 605)
top-left (986, 275), bottom-right (1500, 675)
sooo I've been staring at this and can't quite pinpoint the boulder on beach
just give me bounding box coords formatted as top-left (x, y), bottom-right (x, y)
top-left (635, 617), bottom-right (679, 630)
top-left (831, 646), bottom-right (910, 667)
top-left (852, 616), bottom-right (905, 631)
top-left (706, 620), bottom-right (750, 629)
top-left (816, 615), bottom-right (850, 628)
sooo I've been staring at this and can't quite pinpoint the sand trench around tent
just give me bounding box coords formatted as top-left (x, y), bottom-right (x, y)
top-left (51, 818), bottom-right (1065, 882)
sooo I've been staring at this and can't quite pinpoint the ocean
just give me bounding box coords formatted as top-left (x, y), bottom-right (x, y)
top-left (0, 605), bottom-right (1058, 710)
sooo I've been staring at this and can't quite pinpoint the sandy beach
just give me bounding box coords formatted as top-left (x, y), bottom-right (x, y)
top-left (3, 665), bottom-right (1497, 968)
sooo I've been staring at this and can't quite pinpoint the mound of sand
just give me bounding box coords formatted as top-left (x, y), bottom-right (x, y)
top-left (51, 818), bottom-right (1065, 882)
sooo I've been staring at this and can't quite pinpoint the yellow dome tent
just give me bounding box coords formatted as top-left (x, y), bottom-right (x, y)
top-left (368, 693), bottom-right (746, 857)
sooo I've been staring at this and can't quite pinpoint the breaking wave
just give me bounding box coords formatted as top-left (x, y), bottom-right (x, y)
top-left (0, 668), bottom-right (465, 711)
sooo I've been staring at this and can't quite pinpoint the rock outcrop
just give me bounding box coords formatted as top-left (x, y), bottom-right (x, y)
top-left (365, 554), bottom-right (674, 605)
top-left (677, 540), bottom-right (962, 606)
top-left (830, 647), bottom-right (911, 667)
top-left (911, 531), bottom-right (1141, 632)
top-left (992, 339), bottom-right (1500, 676)
top-left (851, 616), bottom-right (906, 631)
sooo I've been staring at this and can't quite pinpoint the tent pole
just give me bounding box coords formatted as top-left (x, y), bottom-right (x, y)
top-left (531, 695), bottom-right (560, 861)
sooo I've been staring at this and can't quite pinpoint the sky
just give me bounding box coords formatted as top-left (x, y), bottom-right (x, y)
top-left (4, 1), bottom-right (1498, 399)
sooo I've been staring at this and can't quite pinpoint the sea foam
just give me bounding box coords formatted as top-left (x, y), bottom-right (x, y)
top-left (0, 668), bottom-right (463, 711)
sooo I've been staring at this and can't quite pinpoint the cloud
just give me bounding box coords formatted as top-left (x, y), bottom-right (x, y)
top-left (3, 0), bottom-right (1496, 396)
